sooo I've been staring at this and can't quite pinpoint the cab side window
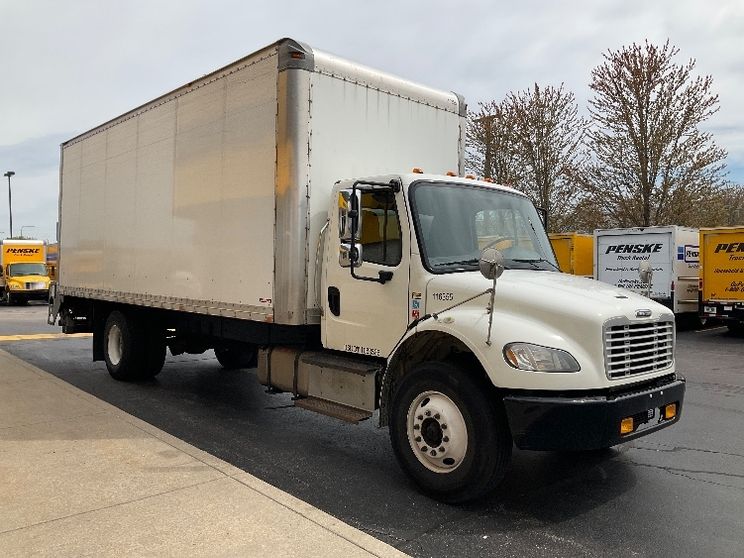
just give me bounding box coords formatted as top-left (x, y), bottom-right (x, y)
top-left (360, 191), bottom-right (401, 267)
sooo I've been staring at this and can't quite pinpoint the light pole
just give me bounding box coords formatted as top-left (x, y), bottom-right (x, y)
top-left (20, 225), bottom-right (36, 238)
top-left (4, 171), bottom-right (15, 238)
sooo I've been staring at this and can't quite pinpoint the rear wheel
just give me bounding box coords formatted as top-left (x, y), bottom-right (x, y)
top-left (214, 345), bottom-right (257, 369)
top-left (389, 361), bottom-right (512, 503)
top-left (103, 310), bottom-right (164, 381)
top-left (728, 321), bottom-right (744, 336)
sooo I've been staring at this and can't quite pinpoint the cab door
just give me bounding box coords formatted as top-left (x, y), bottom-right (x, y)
top-left (322, 185), bottom-right (411, 358)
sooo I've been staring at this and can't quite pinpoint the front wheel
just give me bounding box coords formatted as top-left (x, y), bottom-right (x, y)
top-left (389, 361), bottom-right (512, 503)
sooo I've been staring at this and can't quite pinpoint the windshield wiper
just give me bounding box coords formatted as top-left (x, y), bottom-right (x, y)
top-left (434, 258), bottom-right (479, 267)
top-left (511, 258), bottom-right (561, 272)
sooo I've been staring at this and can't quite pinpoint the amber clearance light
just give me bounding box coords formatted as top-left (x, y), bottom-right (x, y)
top-left (620, 417), bottom-right (634, 435)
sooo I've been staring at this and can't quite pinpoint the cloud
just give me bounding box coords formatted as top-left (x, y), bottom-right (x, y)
top-left (0, 0), bottom-right (741, 244)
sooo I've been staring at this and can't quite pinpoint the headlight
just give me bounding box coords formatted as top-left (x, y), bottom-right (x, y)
top-left (9, 282), bottom-right (22, 290)
top-left (503, 342), bottom-right (580, 372)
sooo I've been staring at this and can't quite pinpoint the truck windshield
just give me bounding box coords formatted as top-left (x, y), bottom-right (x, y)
top-left (8, 263), bottom-right (48, 277)
top-left (410, 182), bottom-right (558, 273)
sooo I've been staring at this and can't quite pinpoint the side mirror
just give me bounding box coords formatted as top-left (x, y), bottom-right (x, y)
top-left (638, 260), bottom-right (653, 284)
top-left (339, 243), bottom-right (363, 268)
top-left (535, 207), bottom-right (548, 229)
top-left (338, 189), bottom-right (362, 241)
top-left (479, 247), bottom-right (505, 281)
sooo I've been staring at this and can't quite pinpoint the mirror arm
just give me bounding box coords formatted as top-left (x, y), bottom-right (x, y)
top-left (347, 178), bottom-right (401, 285)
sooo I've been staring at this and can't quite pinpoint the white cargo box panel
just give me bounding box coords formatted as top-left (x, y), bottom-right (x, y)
top-left (594, 226), bottom-right (699, 313)
top-left (58, 38), bottom-right (465, 325)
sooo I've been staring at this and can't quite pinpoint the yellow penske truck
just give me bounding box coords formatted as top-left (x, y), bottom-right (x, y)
top-left (1, 239), bottom-right (51, 305)
top-left (549, 233), bottom-right (593, 276)
top-left (49, 38), bottom-right (685, 503)
top-left (699, 226), bottom-right (744, 333)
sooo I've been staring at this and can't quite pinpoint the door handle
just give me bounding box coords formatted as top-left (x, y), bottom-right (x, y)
top-left (328, 286), bottom-right (341, 316)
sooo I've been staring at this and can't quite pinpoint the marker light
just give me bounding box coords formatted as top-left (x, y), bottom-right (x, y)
top-left (664, 403), bottom-right (677, 420)
top-left (445, 171), bottom-right (457, 176)
top-left (465, 174), bottom-right (476, 179)
top-left (620, 417), bottom-right (634, 435)
top-left (412, 167), bottom-right (424, 174)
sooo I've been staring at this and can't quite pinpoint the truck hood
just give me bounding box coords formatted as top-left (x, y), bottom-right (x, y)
top-left (6, 274), bottom-right (50, 285)
top-left (425, 270), bottom-right (672, 323)
top-left (421, 270), bottom-right (675, 390)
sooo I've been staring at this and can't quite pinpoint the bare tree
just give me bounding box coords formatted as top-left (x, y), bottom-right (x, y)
top-left (466, 101), bottom-right (522, 186)
top-left (586, 40), bottom-right (727, 227)
top-left (503, 84), bottom-right (588, 231)
top-left (467, 85), bottom-right (588, 231)
top-left (697, 182), bottom-right (744, 227)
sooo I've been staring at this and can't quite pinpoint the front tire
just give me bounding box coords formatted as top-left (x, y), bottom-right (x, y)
top-left (389, 361), bottom-right (512, 503)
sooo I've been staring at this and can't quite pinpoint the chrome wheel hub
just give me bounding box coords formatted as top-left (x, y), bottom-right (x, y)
top-left (406, 390), bottom-right (468, 473)
top-left (107, 324), bottom-right (123, 366)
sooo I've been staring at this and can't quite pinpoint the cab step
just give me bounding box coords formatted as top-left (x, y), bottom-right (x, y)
top-left (294, 397), bottom-right (372, 424)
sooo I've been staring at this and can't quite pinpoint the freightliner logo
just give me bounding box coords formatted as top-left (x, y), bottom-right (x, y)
top-left (605, 243), bottom-right (663, 255)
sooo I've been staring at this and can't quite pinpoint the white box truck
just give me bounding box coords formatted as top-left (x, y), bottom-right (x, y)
top-left (594, 226), bottom-right (699, 316)
top-left (50, 38), bottom-right (685, 503)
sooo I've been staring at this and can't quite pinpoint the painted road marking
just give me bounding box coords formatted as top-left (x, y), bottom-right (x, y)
top-left (0, 333), bottom-right (93, 342)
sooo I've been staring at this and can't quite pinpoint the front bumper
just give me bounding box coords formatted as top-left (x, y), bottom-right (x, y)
top-left (700, 300), bottom-right (744, 323)
top-left (504, 375), bottom-right (685, 451)
top-left (8, 289), bottom-right (49, 301)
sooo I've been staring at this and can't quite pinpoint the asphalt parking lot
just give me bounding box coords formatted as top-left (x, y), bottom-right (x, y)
top-left (2, 303), bottom-right (743, 557)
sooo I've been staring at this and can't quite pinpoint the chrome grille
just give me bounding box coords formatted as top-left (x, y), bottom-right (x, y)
top-left (604, 320), bottom-right (674, 379)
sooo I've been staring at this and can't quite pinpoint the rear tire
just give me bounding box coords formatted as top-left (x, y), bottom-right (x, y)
top-left (214, 345), bottom-right (257, 369)
top-left (728, 321), bottom-right (744, 336)
top-left (104, 310), bottom-right (164, 381)
top-left (389, 361), bottom-right (512, 503)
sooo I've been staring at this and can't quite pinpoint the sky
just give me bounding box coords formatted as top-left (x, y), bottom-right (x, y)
top-left (1, 0), bottom-right (742, 242)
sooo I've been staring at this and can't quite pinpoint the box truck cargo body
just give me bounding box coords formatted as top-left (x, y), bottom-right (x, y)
top-left (549, 233), bottom-right (593, 276)
top-left (50, 39), bottom-right (685, 503)
top-left (594, 226), bottom-right (699, 315)
top-left (57, 40), bottom-right (464, 325)
top-left (699, 226), bottom-right (744, 332)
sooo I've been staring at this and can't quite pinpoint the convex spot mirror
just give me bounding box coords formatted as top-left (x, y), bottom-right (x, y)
top-left (638, 260), bottom-right (653, 284)
top-left (338, 189), bottom-right (362, 242)
top-left (479, 247), bottom-right (505, 281)
top-left (339, 243), bottom-right (363, 268)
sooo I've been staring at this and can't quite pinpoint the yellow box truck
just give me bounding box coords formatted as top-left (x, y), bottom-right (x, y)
top-left (699, 226), bottom-right (744, 333)
top-left (0, 239), bottom-right (51, 304)
top-left (549, 233), bottom-right (593, 276)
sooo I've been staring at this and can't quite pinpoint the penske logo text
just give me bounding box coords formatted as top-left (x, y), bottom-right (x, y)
top-left (5, 248), bottom-right (41, 255)
top-left (714, 243), bottom-right (744, 253)
top-left (605, 243), bottom-right (663, 255)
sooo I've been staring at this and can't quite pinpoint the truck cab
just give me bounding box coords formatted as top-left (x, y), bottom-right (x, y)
top-left (320, 173), bottom-right (684, 501)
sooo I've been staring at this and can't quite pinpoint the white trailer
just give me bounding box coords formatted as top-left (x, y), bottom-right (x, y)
top-left (594, 226), bottom-right (699, 315)
top-left (51, 39), bottom-right (685, 503)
